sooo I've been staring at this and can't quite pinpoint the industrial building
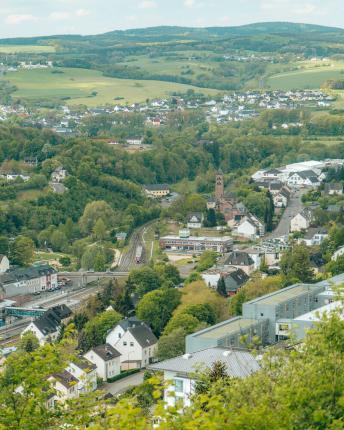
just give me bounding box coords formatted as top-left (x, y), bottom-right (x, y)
top-left (186, 274), bottom-right (344, 353)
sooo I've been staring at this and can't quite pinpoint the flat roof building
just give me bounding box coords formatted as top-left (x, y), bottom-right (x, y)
top-left (160, 234), bottom-right (233, 254)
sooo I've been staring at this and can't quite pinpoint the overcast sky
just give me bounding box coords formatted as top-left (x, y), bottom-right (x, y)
top-left (0, 0), bottom-right (343, 38)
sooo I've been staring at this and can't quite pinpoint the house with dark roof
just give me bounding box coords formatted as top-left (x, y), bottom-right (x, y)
top-left (186, 212), bottom-right (203, 229)
top-left (224, 269), bottom-right (249, 296)
top-left (0, 264), bottom-right (57, 298)
top-left (106, 319), bottom-right (158, 370)
top-left (48, 370), bottom-right (79, 403)
top-left (21, 304), bottom-right (72, 345)
top-left (287, 170), bottom-right (320, 187)
top-left (298, 227), bottom-right (328, 247)
top-left (224, 251), bottom-right (255, 275)
top-left (324, 182), bottom-right (343, 196)
top-left (84, 344), bottom-right (121, 381)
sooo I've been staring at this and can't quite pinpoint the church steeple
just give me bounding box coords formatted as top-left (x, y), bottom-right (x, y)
top-left (215, 169), bottom-right (224, 201)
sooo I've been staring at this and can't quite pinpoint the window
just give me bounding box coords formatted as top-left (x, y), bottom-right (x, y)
top-left (130, 342), bottom-right (134, 347)
top-left (118, 333), bottom-right (121, 338)
top-left (174, 379), bottom-right (184, 393)
top-left (260, 312), bottom-right (264, 317)
top-left (123, 341), bottom-right (127, 346)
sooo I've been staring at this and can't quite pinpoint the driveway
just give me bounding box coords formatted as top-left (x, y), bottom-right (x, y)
top-left (102, 371), bottom-right (145, 396)
top-left (267, 189), bottom-right (306, 239)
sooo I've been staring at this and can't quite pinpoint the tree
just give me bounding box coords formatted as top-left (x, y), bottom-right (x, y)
top-left (10, 236), bottom-right (35, 266)
top-left (93, 218), bottom-right (107, 241)
top-left (94, 251), bottom-right (106, 271)
top-left (79, 309), bottom-right (122, 351)
top-left (196, 250), bottom-right (218, 272)
top-left (18, 332), bottom-right (39, 353)
top-left (79, 201), bottom-right (115, 234)
top-left (163, 313), bottom-right (202, 336)
top-left (280, 244), bottom-right (314, 283)
top-left (157, 327), bottom-right (187, 360)
top-left (0, 236), bottom-right (9, 255)
top-left (217, 277), bottom-right (227, 297)
top-left (59, 256), bottom-right (71, 267)
top-left (129, 267), bottom-right (162, 297)
top-left (326, 254), bottom-right (344, 276)
top-left (51, 230), bottom-right (68, 252)
top-left (136, 288), bottom-right (181, 336)
top-left (184, 303), bottom-right (217, 325)
top-left (204, 208), bottom-right (217, 227)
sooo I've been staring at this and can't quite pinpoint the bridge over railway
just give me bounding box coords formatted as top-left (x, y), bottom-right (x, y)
top-left (5, 306), bottom-right (46, 318)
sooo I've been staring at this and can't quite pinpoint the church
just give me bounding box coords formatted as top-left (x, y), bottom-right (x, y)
top-left (207, 170), bottom-right (247, 226)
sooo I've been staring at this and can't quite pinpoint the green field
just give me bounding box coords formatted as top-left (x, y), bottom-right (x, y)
top-left (0, 44), bottom-right (55, 53)
top-left (267, 61), bottom-right (344, 90)
top-left (6, 67), bottom-right (218, 106)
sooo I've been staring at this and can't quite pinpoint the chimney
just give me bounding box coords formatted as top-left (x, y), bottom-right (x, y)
top-left (182, 353), bottom-right (192, 360)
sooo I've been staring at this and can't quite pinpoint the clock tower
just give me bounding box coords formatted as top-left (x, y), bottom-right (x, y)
top-left (215, 170), bottom-right (224, 201)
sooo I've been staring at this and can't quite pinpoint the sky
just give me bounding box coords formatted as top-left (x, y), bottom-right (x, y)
top-left (0, 0), bottom-right (343, 38)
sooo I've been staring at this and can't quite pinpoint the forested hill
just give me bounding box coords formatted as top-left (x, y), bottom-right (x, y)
top-left (1, 22), bottom-right (343, 45)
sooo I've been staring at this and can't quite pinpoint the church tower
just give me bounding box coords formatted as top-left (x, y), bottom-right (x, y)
top-left (215, 170), bottom-right (224, 201)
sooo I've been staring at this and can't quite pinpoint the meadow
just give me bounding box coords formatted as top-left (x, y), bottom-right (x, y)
top-left (0, 45), bottom-right (55, 53)
top-left (266, 60), bottom-right (344, 90)
top-left (5, 67), bottom-right (218, 106)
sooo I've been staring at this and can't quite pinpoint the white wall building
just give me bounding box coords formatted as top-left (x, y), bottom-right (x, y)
top-left (149, 348), bottom-right (260, 408)
top-left (0, 255), bottom-right (9, 273)
top-left (84, 344), bottom-right (121, 381)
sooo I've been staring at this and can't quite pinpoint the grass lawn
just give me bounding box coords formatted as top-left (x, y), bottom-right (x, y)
top-left (0, 44), bottom-right (55, 53)
top-left (6, 67), bottom-right (218, 106)
top-left (34, 250), bottom-right (77, 269)
top-left (266, 60), bottom-right (344, 90)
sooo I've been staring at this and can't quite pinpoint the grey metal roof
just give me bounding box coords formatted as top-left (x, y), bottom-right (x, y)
top-left (149, 347), bottom-right (260, 378)
top-left (129, 324), bottom-right (158, 348)
top-left (225, 251), bottom-right (254, 266)
top-left (144, 184), bottom-right (170, 191)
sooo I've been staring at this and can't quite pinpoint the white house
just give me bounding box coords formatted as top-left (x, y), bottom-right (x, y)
top-left (290, 208), bottom-right (313, 232)
top-left (186, 213), bottom-right (203, 229)
top-left (84, 344), bottom-right (121, 381)
top-left (0, 255), bottom-right (9, 273)
top-left (235, 215), bottom-right (265, 239)
top-left (331, 246), bottom-right (344, 261)
top-left (107, 320), bottom-right (158, 370)
top-left (149, 348), bottom-right (260, 408)
top-left (324, 182), bottom-right (343, 195)
top-left (106, 316), bottom-right (141, 345)
top-left (299, 228), bottom-right (328, 247)
top-left (287, 170), bottom-right (320, 188)
top-left (51, 167), bottom-right (67, 183)
top-left (48, 370), bottom-right (79, 403)
top-left (21, 304), bottom-right (72, 345)
top-left (66, 360), bottom-right (97, 393)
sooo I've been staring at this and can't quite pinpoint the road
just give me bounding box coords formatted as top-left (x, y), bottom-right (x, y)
top-left (267, 189), bottom-right (306, 239)
top-left (102, 371), bottom-right (145, 396)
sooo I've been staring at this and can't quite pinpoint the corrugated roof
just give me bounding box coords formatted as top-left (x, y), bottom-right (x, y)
top-left (149, 347), bottom-right (260, 378)
top-left (244, 284), bottom-right (321, 306)
top-left (192, 317), bottom-right (259, 340)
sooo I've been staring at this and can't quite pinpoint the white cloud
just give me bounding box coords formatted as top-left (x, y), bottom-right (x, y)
top-left (294, 3), bottom-right (317, 15)
top-left (184, 0), bottom-right (196, 6)
top-left (49, 11), bottom-right (71, 21)
top-left (6, 14), bottom-right (37, 25)
top-left (76, 9), bottom-right (91, 17)
top-left (138, 1), bottom-right (157, 9)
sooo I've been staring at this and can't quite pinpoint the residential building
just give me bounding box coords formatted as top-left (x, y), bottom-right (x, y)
top-left (287, 170), bottom-right (320, 188)
top-left (223, 251), bottom-right (255, 275)
top-left (84, 344), bottom-right (121, 381)
top-left (0, 255), bottom-right (9, 273)
top-left (324, 182), bottom-right (343, 195)
top-left (234, 215), bottom-right (265, 239)
top-left (21, 304), bottom-right (72, 345)
top-left (106, 319), bottom-right (158, 370)
top-left (143, 184), bottom-right (170, 198)
top-left (0, 264), bottom-right (57, 298)
top-left (186, 213), bottom-right (203, 229)
top-left (66, 359), bottom-right (97, 393)
top-left (298, 227), bottom-right (328, 246)
top-left (126, 138), bottom-right (143, 145)
top-left (290, 208), bottom-right (314, 232)
top-left (48, 370), bottom-right (79, 403)
top-left (149, 348), bottom-right (260, 408)
top-left (222, 269), bottom-right (249, 296)
top-left (332, 246), bottom-right (344, 261)
top-left (51, 167), bottom-right (67, 183)
top-left (159, 230), bottom-right (233, 254)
